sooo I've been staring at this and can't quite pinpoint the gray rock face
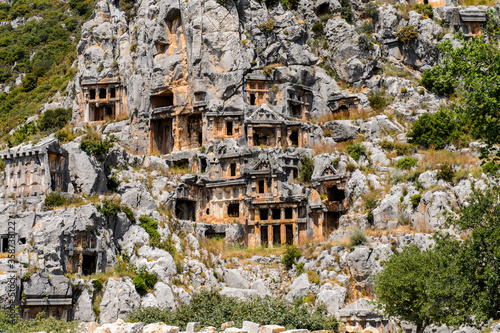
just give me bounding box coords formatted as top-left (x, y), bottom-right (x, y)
top-left (99, 278), bottom-right (141, 324)
top-left (221, 287), bottom-right (259, 300)
top-left (64, 140), bottom-right (108, 194)
top-left (347, 247), bottom-right (372, 286)
top-left (316, 283), bottom-right (347, 315)
top-left (285, 273), bottom-right (311, 302)
top-left (155, 282), bottom-right (176, 309)
top-left (224, 269), bottom-right (250, 289)
top-left (324, 120), bottom-right (360, 142)
top-left (73, 286), bottom-right (96, 322)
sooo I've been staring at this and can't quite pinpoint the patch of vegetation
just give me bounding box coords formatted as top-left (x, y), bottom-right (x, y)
top-left (396, 156), bottom-right (418, 170)
top-left (44, 192), bottom-right (83, 209)
top-left (38, 108), bottom-right (72, 134)
top-left (96, 200), bottom-right (136, 223)
top-left (482, 161), bottom-right (500, 175)
top-left (0, 1), bottom-right (94, 142)
top-left (107, 174), bottom-right (120, 193)
top-left (413, 4), bottom-right (433, 19)
top-left (436, 163), bottom-right (454, 183)
top-left (118, 0), bottom-right (137, 20)
top-left (340, 0), bottom-right (353, 24)
top-left (299, 155), bottom-right (314, 183)
top-left (282, 245), bottom-right (301, 270)
top-left (407, 110), bottom-right (466, 149)
top-left (133, 267), bottom-right (158, 295)
top-left (258, 18), bottom-right (276, 31)
top-left (368, 90), bottom-right (388, 111)
top-left (79, 128), bottom-right (117, 162)
top-left (139, 215), bottom-right (176, 256)
top-left (0, 308), bottom-right (78, 333)
top-left (395, 25), bottom-right (419, 44)
top-left (410, 194), bottom-right (421, 209)
top-left (312, 21), bottom-right (324, 35)
top-left (349, 229), bottom-right (369, 246)
top-left (374, 186), bottom-right (500, 331)
top-left (128, 290), bottom-right (339, 331)
top-left (346, 142), bottom-right (367, 161)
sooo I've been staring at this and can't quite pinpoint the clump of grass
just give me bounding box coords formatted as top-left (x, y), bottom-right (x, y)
top-left (349, 229), bottom-right (369, 246)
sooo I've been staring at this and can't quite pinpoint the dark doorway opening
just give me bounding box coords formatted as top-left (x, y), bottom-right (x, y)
top-left (327, 186), bottom-right (345, 201)
top-left (89, 89), bottom-right (96, 100)
top-left (272, 208), bottom-right (281, 220)
top-left (258, 180), bottom-right (265, 194)
top-left (230, 163), bottom-right (236, 177)
top-left (99, 88), bottom-right (107, 99)
top-left (110, 87), bottom-right (116, 98)
top-left (175, 199), bottom-right (196, 221)
top-left (325, 212), bottom-right (341, 235)
top-left (260, 209), bottom-right (268, 220)
top-left (200, 158), bottom-right (207, 173)
top-left (151, 90), bottom-right (174, 108)
top-left (226, 121), bottom-right (233, 136)
top-left (228, 203), bottom-right (240, 218)
top-left (291, 104), bottom-right (301, 118)
top-left (272, 225), bottom-right (281, 245)
top-left (82, 254), bottom-right (97, 275)
top-left (286, 224), bottom-right (293, 245)
top-left (249, 94), bottom-right (256, 105)
top-left (1, 237), bottom-right (8, 252)
top-left (290, 130), bottom-right (299, 146)
top-left (285, 207), bottom-right (293, 220)
top-left (261, 226), bottom-right (268, 247)
top-left (151, 118), bottom-right (173, 154)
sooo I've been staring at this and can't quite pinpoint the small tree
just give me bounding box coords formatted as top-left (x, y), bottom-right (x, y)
top-left (282, 245), bottom-right (301, 269)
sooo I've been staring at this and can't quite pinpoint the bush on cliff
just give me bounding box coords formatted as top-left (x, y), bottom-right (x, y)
top-left (128, 290), bottom-right (339, 331)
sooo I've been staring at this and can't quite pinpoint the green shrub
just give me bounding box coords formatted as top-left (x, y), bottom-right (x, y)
top-left (407, 110), bottom-right (461, 149)
top-left (133, 267), bottom-right (158, 295)
top-left (107, 174), bottom-right (121, 193)
top-left (80, 129), bottom-right (117, 162)
top-left (0, 308), bottom-right (78, 333)
top-left (56, 128), bottom-right (76, 143)
top-left (358, 33), bottom-right (373, 50)
top-left (436, 163), bottom-right (454, 182)
top-left (282, 245), bottom-right (302, 270)
top-left (128, 290), bottom-right (339, 331)
top-left (96, 200), bottom-right (121, 217)
top-left (346, 142), bottom-right (367, 161)
top-left (259, 18), bottom-right (276, 31)
top-left (295, 262), bottom-right (305, 275)
top-left (482, 161), bottom-right (500, 175)
top-left (413, 4), bottom-right (433, 18)
top-left (312, 21), bottom-right (324, 35)
top-left (396, 156), bottom-right (418, 170)
top-left (365, 3), bottom-right (379, 20)
top-left (395, 25), bottom-right (419, 44)
top-left (350, 229), bottom-right (369, 246)
top-left (410, 194), bottom-right (421, 209)
top-left (299, 155), bottom-right (314, 183)
top-left (38, 108), bottom-right (72, 133)
top-left (368, 91), bottom-right (388, 111)
top-left (44, 192), bottom-right (70, 208)
top-left (340, 0), bottom-right (353, 23)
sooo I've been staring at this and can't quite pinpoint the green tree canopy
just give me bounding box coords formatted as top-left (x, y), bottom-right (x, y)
top-left (374, 186), bottom-right (500, 331)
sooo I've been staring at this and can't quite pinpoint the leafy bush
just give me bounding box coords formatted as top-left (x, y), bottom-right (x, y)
top-left (368, 90), bottom-right (388, 111)
top-left (358, 33), bottom-right (373, 50)
top-left (259, 18), bottom-right (276, 31)
top-left (350, 229), bottom-right (369, 246)
top-left (79, 129), bottom-right (117, 162)
top-left (38, 108), bottom-right (72, 133)
top-left (96, 200), bottom-right (121, 216)
top-left (413, 4), bottom-right (433, 18)
top-left (365, 3), bottom-right (379, 20)
top-left (133, 267), bottom-right (158, 295)
top-left (299, 155), bottom-right (314, 183)
top-left (396, 156), bottom-right (418, 170)
top-left (340, 0), bottom-right (353, 23)
top-left (410, 194), bottom-right (421, 209)
top-left (482, 161), bottom-right (500, 175)
top-left (395, 25), bottom-right (419, 44)
top-left (312, 22), bottom-right (324, 35)
top-left (0, 308), bottom-right (78, 333)
top-left (346, 142), bottom-right (367, 161)
top-left (295, 262), bottom-right (305, 275)
top-left (119, 0), bottom-right (138, 20)
top-left (407, 110), bottom-right (461, 149)
top-left (107, 174), bottom-right (121, 193)
top-left (282, 245), bottom-right (301, 269)
top-left (44, 192), bottom-right (67, 208)
top-left (128, 290), bottom-right (339, 331)
top-left (436, 163), bottom-right (454, 183)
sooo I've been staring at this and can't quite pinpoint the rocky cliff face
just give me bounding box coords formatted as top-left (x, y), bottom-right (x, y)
top-left (0, 0), bottom-right (498, 330)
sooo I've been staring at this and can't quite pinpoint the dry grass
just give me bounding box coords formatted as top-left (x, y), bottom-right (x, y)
top-left (365, 226), bottom-right (422, 238)
top-left (460, 0), bottom-right (496, 5)
top-left (312, 142), bottom-right (337, 155)
top-left (313, 109), bottom-right (373, 125)
top-left (199, 237), bottom-right (287, 260)
top-left (417, 149), bottom-right (479, 171)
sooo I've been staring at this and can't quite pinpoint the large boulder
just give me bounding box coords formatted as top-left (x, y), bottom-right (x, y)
top-left (324, 120), bottom-right (360, 142)
top-left (316, 283), bottom-right (347, 315)
top-left (285, 274), bottom-right (311, 302)
top-left (99, 278), bottom-right (141, 324)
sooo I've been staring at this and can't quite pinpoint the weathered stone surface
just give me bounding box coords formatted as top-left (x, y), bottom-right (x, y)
top-left (316, 283), bottom-right (347, 315)
top-left (143, 323), bottom-right (180, 333)
top-left (224, 269), bottom-right (250, 289)
top-left (99, 278), bottom-right (141, 324)
top-left (285, 273), bottom-right (311, 302)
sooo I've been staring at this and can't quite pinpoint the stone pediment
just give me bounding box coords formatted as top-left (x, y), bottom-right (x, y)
top-left (320, 164), bottom-right (338, 178)
top-left (247, 105), bottom-right (285, 124)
